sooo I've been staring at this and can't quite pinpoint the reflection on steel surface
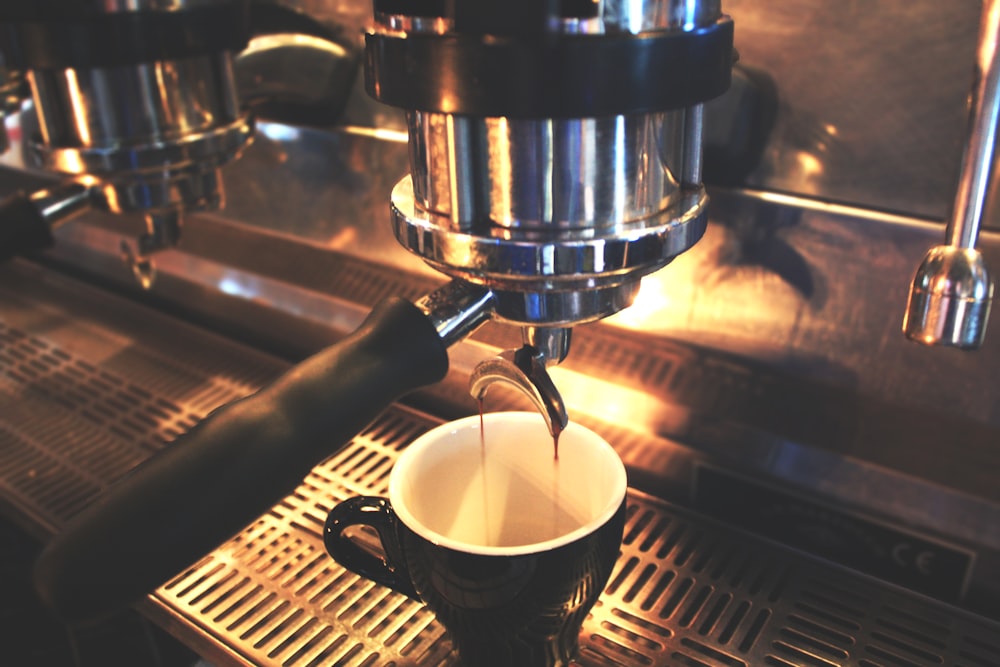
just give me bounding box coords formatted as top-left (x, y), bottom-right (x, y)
top-left (723, 0), bottom-right (981, 223)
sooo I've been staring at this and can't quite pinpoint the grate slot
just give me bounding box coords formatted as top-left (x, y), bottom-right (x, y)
top-left (262, 608), bottom-right (310, 655)
top-left (598, 618), bottom-right (665, 653)
top-left (698, 592), bottom-right (733, 636)
top-left (960, 632), bottom-right (1000, 666)
top-left (242, 599), bottom-right (293, 643)
top-left (874, 619), bottom-right (947, 650)
top-left (585, 632), bottom-right (655, 666)
top-left (798, 589), bottom-right (866, 622)
top-left (770, 640), bottom-right (840, 667)
top-left (718, 600), bottom-right (752, 645)
top-left (861, 644), bottom-right (923, 667)
top-left (738, 608), bottom-right (772, 652)
top-left (764, 657), bottom-right (800, 667)
top-left (678, 585), bottom-right (715, 627)
top-left (624, 564), bottom-right (659, 603)
top-left (641, 569), bottom-right (677, 611)
top-left (869, 631), bottom-right (944, 664)
top-left (793, 601), bottom-right (863, 632)
top-left (680, 637), bottom-right (747, 666)
top-left (784, 614), bottom-right (855, 648)
top-left (777, 627), bottom-right (851, 662)
top-left (660, 576), bottom-right (696, 619)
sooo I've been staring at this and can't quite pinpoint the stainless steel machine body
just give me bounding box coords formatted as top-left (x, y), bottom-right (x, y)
top-left (0, 0), bottom-right (999, 665)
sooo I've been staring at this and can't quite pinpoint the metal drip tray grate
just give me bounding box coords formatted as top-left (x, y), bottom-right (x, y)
top-left (0, 266), bottom-right (998, 667)
top-left (151, 429), bottom-right (1000, 667)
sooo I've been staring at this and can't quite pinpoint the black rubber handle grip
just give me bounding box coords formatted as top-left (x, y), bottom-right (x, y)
top-left (0, 190), bottom-right (53, 261)
top-left (33, 297), bottom-right (449, 623)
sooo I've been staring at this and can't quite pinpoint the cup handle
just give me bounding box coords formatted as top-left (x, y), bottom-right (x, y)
top-left (323, 497), bottom-right (419, 599)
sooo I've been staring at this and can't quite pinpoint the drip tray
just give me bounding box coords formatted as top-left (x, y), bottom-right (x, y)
top-left (0, 263), bottom-right (998, 667)
top-left (149, 434), bottom-right (1000, 667)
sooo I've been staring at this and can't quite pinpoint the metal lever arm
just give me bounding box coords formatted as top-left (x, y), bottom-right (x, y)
top-left (34, 296), bottom-right (455, 624)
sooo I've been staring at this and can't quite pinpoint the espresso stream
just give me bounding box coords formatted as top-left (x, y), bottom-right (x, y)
top-left (476, 403), bottom-right (568, 547)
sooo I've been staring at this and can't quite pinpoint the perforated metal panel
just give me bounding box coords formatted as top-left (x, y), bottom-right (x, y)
top-left (153, 430), bottom-right (456, 667)
top-left (0, 321), bottom-right (268, 533)
top-left (149, 431), bottom-right (1000, 667)
top-left (1, 270), bottom-right (999, 667)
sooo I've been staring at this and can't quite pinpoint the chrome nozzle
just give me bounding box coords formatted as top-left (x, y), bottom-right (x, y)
top-left (904, 0), bottom-right (1000, 349)
top-left (904, 246), bottom-right (994, 348)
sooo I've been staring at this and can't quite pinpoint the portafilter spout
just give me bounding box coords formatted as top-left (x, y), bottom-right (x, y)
top-left (903, 0), bottom-right (1000, 348)
top-left (470, 328), bottom-right (571, 439)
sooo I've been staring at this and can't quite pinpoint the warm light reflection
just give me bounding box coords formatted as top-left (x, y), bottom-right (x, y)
top-left (102, 185), bottom-right (121, 212)
top-left (64, 69), bottom-right (92, 146)
top-left (327, 227), bottom-right (358, 251)
top-left (342, 125), bottom-right (408, 143)
top-left (51, 150), bottom-right (89, 174)
top-left (624, 278), bottom-right (672, 320)
top-left (548, 364), bottom-right (686, 434)
top-left (605, 275), bottom-right (687, 332)
top-left (246, 34), bottom-right (349, 59)
top-left (494, 117), bottom-right (513, 223)
top-left (795, 151), bottom-right (824, 179)
top-left (154, 63), bottom-right (178, 129)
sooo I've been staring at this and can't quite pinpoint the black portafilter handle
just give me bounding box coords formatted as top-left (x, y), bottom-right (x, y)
top-left (33, 297), bottom-right (451, 624)
top-left (0, 182), bottom-right (94, 261)
top-left (0, 190), bottom-right (54, 261)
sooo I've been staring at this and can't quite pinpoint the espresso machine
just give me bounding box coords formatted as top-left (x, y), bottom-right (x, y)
top-left (1, 0), bottom-right (999, 665)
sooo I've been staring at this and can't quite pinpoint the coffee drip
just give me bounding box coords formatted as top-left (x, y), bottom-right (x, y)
top-left (478, 395), bottom-right (562, 459)
top-left (473, 386), bottom-right (567, 548)
top-left (469, 343), bottom-right (572, 546)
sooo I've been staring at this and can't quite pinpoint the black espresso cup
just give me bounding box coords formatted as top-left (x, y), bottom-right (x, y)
top-left (324, 411), bottom-right (627, 667)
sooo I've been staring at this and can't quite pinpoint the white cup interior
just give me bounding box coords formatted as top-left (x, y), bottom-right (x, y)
top-left (389, 412), bottom-right (627, 556)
